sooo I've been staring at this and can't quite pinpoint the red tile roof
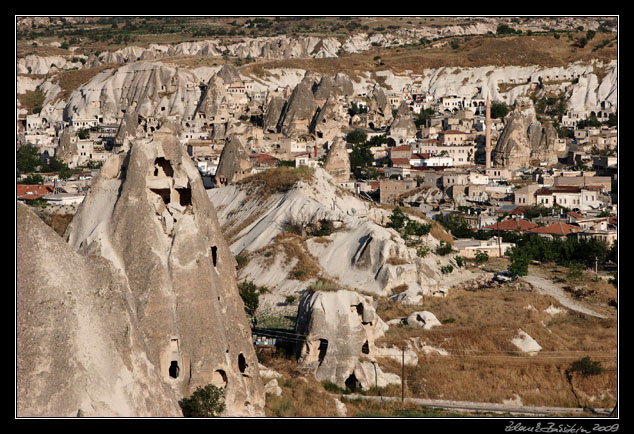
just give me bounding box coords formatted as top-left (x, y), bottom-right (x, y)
top-left (16, 184), bottom-right (55, 200)
top-left (483, 218), bottom-right (538, 232)
top-left (567, 211), bottom-right (584, 219)
top-left (527, 222), bottom-right (581, 236)
top-left (249, 153), bottom-right (278, 166)
top-left (442, 130), bottom-right (468, 135)
top-left (411, 153), bottom-right (430, 160)
top-left (497, 206), bottom-right (529, 216)
top-left (391, 145), bottom-right (412, 152)
top-left (390, 158), bottom-right (411, 167)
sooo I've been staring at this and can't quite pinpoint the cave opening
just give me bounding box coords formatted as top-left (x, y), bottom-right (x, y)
top-left (169, 360), bottom-right (180, 378)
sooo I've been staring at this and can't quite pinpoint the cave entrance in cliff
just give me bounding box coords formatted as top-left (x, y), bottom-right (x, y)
top-left (345, 373), bottom-right (360, 392)
top-left (318, 339), bottom-right (328, 366)
top-left (176, 188), bottom-right (192, 207)
top-left (361, 340), bottom-right (370, 355)
top-left (150, 188), bottom-right (171, 205)
top-left (211, 369), bottom-right (227, 388)
top-left (153, 157), bottom-right (174, 177)
top-left (211, 246), bottom-right (218, 268)
top-left (238, 353), bottom-right (248, 374)
top-left (169, 360), bottom-right (180, 378)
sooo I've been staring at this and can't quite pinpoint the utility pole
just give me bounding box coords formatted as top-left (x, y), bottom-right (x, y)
top-left (401, 348), bottom-right (405, 404)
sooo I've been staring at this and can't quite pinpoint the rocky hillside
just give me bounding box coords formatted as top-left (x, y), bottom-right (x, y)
top-left (19, 56), bottom-right (617, 127)
top-left (18, 124), bottom-right (266, 416)
top-left (17, 202), bottom-right (183, 417)
top-left (208, 168), bottom-right (484, 308)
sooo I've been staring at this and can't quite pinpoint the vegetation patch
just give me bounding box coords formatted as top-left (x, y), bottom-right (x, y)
top-left (237, 166), bottom-right (314, 197)
top-left (18, 89), bottom-right (45, 114)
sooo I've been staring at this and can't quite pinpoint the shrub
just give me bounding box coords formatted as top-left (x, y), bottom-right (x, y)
top-left (474, 250), bottom-right (489, 264)
top-left (566, 263), bottom-right (585, 281)
top-left (454, 256), bottom-right (465, 268)
top-left (441, 265), bottom-right (454, 275)
top-left (181, 384), bottom-right (226, 417)
top-left (416, 245), bottom-right (430, 258)
top-left (21, 174), bottom-right (44, 185)
top-left (238, 166), bottom-right (314, 195)
top-left (435, 241), bottom-right (453, 256)
top-left (238, 281), bottom-right (260, 326)
top-left (570, 356), bottom-right (604, 377)
top-left (77, 128), bottom-right (90, 139)
top-left (284, 295), bottom-right (296, 305)
top-left (508, 248), bottom-right (530, 277)
top-left (235, 254), bottom-right (249, 270)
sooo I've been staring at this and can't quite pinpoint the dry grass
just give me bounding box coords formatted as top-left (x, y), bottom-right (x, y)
top-left (240, 33), bottom-right (616, 79)
top-left (237, 166), bottom-right (314, 198)
top-left (50, 63), bottom-right (118, 103)
top-left (223, 212), bottom-right (261, 244)
top-left (17, 89), bottom-right (45, 115)
top-left (42, 213), bottom-right (74, 237)
top-left (430, 221), bottom-right (454, 245)
top-left (258, 231), bottom-right (322, 282)
top-left (372, 279), bottom-right (617, 408)
top-left (386, 257), bottom-right (409, 266)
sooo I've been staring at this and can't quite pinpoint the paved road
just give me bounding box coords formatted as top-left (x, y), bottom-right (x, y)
top-left (520, 275), bottom-right (608, 319)
top-left (341, 394), bottom-right (613, 417)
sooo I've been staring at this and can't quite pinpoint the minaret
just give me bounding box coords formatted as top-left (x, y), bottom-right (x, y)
top-left (485, 94), bottom-right (492, 169)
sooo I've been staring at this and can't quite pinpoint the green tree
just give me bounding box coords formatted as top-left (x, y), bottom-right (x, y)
top-left (496, 24), bottom-right (515, 35)
top-left (570, 356), bottom-right (603, 377)
top-left (414, 108), bottom-right (436, 127)
top-left (387, 207), bottom-right (408, 231)
top-left (345, 130), bottom-right (368, 146)
top-left (21, 174), bottom-right (44, 184)
top-left (77, 128), bottom-right (90, 139)
top-left (238, 281), bottom-right (260, 327)
top-left (508, 248), bottom-right (530, 277)
top-left (17, 145), bottom-right (41, 173)
top-left (490, 101), bottom-right (509, 119)
top-left (350, 143), bottom-right (374, 172)
top-left (181, 384), bottom-right (226, 417)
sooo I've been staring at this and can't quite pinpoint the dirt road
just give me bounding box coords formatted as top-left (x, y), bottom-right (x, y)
top-left (520, 275), bottom-right (607, 319)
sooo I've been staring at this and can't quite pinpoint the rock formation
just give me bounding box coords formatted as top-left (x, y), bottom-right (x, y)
top-left (322, 137), bottom-right (351, 183)
top-left (389, 101), bottom-right (417, 143)
top-left (295, 290), bottom-right (400, 391)
top-left (491, 101), bottom-right (561, 169)
top-left (62, 125), bottom-right (265, 416)
top-left (279, 72), bottom-right (320, 137)
top-left (312, 96), bottom-right (349, 143)
top-left (54, 128), bottom-right (79, 167)
top-left (17, 203), bottom-right (183, 417)
top-left (215, 135), bottom-right (252, 186)
top-left (365, 86), bottom-right (394, 130)
top-left (114, 107), bottom-right (141, 147)
top-left (263, 96), bottom-right (287, 133)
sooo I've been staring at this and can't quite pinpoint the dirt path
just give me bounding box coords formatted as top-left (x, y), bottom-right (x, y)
top-left (520, 275), bottom-right (607, 319)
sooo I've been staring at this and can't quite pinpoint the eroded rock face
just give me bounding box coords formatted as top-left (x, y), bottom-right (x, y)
top-left (215, 135), bottom-right (252, 186)
top-left (64, 126), bottom-right (265, 416)
top-left (492, 103), bottom-right (560, 169)
top-left (390, 101), bottom-right (417, 142)
top-left (263, 96), bottom-right (287, 133)
top-left (322, 137), bottom-right (351, 183)
top-left (17, 203), bottom-right (183, 417)
top-left (279, 73), bottom-right (320, 137)
top-left (295, 290), bottom-right (397, 391)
